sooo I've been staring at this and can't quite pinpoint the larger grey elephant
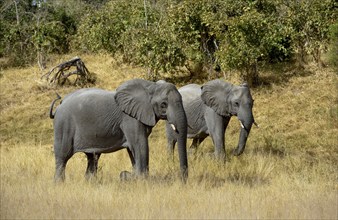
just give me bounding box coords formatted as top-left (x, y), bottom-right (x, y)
top-left (166, 79), bottom-right (257, 159)
top-left (50, 79), bottom-right (188, 182)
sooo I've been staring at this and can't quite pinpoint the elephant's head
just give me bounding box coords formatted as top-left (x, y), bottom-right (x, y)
top-left (201, 79), bottom-right (256, 156)
top-left (115, 79), bottom-right (188, 181)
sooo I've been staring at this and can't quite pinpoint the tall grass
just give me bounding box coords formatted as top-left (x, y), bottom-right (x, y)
top-left (1, 54), bottom-right (337, 219)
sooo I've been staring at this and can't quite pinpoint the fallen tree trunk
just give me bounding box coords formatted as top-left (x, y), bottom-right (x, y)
top-left (41, 56), bottom-right (96, 86)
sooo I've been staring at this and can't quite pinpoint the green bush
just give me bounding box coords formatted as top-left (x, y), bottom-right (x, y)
top-left (214, 0), bottom-right (290, 85)
top-left (285, 0), bottom-right (337, 65)
top-left (0, 1), bottom-right (77, 67)
top-left (73, 1), bottom-right (131, 54)
top-left (328, 22), bottom-right (338, 72)
top-left (1, 0), bottom-right (336, 83)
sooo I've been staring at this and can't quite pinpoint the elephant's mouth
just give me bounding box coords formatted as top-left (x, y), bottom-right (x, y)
top-left (239, 120), bottom-right (251, 132)
top-left (167, 120), bottom-right (179, 133)
top-left (170, 123), bottom-right (177, 132)
top-left (239, 119), bottom-right (259, 131)
top-left (157, 114), bottom-right (167, 120)
top-left (231, 111), bottom-right (238, 117)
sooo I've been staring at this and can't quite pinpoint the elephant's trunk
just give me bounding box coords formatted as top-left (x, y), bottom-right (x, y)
top-left (233, 124), bottom-right (252, 156)
top-left (234, 106), bottom-right (254, 156)
top-left (169, 102), bottom-right (188, 183)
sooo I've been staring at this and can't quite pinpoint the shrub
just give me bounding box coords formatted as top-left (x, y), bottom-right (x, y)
top-left (328, 22), bottom-right (338, 72)
top-left (0, 1), bottom-right (77, 67)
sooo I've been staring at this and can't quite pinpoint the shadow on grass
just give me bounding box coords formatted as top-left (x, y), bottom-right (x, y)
top-left (162, 61), bottom-right (316, 88)
top-left (257, 61), bottom-right (314, 88)
top-left (195, 173), bottom-right (226, 189)
top-left (226, 172), bottom-right (270, 188)
top-left (192, 170), bottom-right (270, 188)
top-left (163, 74), bottom-right (207, 87)
top-left (251, 136), bottom-right (288, 158)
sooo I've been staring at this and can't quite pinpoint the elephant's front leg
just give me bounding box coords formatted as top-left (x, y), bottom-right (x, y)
top-left (122, 117), bottom-right (150, 178)
top-left (205, 107), bottom-right (230, 159)
top-left (165, 122), bottom-right (177, 155)
top-left (127, 148), bottom-right (136, 168)
top-left (119, 148), bottom-right (136, 181)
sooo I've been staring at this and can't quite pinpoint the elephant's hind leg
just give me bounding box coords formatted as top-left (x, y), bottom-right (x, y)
top-left (85, 153), bottom-right (101, 180)
top-left (190, 136), bottom-right (206, 149)
top-left (54, 156), bottom-right (70, 182)
top-left (53, 135), bottom-right (74, 182)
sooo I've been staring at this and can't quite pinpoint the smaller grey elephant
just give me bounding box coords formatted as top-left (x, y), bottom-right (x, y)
top-left (166, 79), bottom-right (257, 159)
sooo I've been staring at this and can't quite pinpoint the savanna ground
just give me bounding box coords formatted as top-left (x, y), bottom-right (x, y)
top-left (0, 54), bottom-right (337, 219)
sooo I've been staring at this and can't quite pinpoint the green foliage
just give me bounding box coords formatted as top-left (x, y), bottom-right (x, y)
top-left (285, 0), bottom-right (337, 65)
top-left (121, 29), bottom-right (186, 79)
top-left (214, 0), bottom-right (290, 85)
top-left (165, 0), bottom-right (224, 77)
top-left (74, 1), bottom-right (132, 54)
top-left (1, 0), bottom-right (336, 83)
top-left (0, 0), bottom-right (77, 67)
top-left (74, 1), bottom-right (186, 79)
top-left (328, 22), bottom-right (338, 71)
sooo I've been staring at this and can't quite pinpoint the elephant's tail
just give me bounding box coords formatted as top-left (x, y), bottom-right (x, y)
top-left (50, 93), bottom-right (62, 119)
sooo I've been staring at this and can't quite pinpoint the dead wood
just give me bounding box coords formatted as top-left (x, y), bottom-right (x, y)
top-left (41, 56), bottom-right (96, 86)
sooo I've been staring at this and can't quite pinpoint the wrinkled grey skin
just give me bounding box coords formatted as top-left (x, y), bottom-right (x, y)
top-left (50, 79), bottom-right (188, 182)
top-left (166, 79), bottom-right (255, 159)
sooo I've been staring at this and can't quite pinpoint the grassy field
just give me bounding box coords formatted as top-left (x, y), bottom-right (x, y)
top-left (1, 54), bottom-right (337, 219)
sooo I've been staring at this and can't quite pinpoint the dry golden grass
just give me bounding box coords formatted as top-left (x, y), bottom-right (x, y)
top-left (1, 54), bottom-right (337, 219)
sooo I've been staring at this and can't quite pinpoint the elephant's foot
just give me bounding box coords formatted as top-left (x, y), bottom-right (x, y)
top-left (54, 176), bottom-right (65, 184)
top-left (214, 152), bottom-right (226, 161)
top-left (85, 172), bottom-right (97, 182)
top-left (233, 147), bottom-right (244, 156)
top-left (187, 147), bottom-right (198, 155)
top-left (120, 171), bottom-right (133, 181)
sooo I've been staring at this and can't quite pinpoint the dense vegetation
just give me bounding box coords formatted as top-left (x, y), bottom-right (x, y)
top-left (1, 0), bottom-right (337, 85)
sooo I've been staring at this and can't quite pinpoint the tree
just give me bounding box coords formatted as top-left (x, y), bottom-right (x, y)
top-left (328, 22), bottom-right (338, 72)
top-left (215, 0), bottom-right (289, 86)
top-left (165, 0), bottom-right (224, 78)
top-left (1, 0), bottom-right (77, 67)
top-left (2, 0), bottom-right (336, 84)
top-left (285, 0), bottom-right (337, 67)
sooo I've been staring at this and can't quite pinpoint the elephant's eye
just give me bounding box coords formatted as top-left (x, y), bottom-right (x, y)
top-left (160, 102), bottom-right (168, 109)
top-left (234, 101), bottom-right (239, 107)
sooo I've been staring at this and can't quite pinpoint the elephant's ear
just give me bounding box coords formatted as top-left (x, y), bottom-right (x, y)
top-left (201, 79), bottom-right (232, 116)
top-left (115, 79), bottom-right (156, 127)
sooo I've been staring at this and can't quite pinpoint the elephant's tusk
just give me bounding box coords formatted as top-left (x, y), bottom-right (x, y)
top-left (254, 121), bottom-right (260, 128)
top-left (170, 124), bottom-right (177, 131)
top-left (240, 121), bottom-right (245, 129)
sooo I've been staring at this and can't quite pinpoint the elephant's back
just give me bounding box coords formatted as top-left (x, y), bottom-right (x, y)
top-left (61, 88), bottom-right (115, 104)
top-left (179, 84), bottom-right (201, 103)
top-left (54, 88), bottom-right (120, 125)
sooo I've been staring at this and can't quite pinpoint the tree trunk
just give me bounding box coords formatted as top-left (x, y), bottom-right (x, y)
top-left (296, 40), bottom-right (307, 69)
top-left (313, 46), bottom-right (326, 68)
top-left (13, 0), bottom-right (20, 25)
top-left (244, 63), bottom-right (259, 87)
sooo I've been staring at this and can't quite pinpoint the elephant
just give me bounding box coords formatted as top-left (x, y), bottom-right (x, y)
top-left (166, 79), bottom-right (257, 159)
top-left (49, 79), bottom-right (188, 182)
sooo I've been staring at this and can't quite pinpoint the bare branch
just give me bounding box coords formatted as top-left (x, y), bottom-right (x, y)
top-left (41, 57), bottom-right (96, 87)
